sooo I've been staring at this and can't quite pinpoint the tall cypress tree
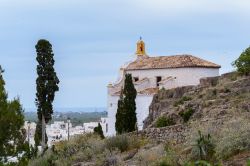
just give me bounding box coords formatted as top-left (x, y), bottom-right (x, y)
top-left (115, 90), bottom-right (126, 134)
top-left (115, 74), bottom-right (137, 134)
top-left (0, 66), bottom-right (26, 161)
top-left (123, 74), bottom-right (137, 132)
top-left (35, 39), bottom-right (59, 149)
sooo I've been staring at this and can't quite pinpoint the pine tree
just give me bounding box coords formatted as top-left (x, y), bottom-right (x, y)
top-left (35, 39), bottom-right (59, 149)
top-left (0, 66), bottom-right (26, 161)
top-left (94, 123), bottom-right (105, 139)
top-left (232, 46), bottom-right (250, 75)
top-left (115, 74), bottom-right (137, 134)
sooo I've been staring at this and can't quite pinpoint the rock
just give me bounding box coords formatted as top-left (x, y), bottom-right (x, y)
top-left (103, 156), bottom-right (118, 166)
top-left (123, 149), bottom-right (138, 161)
top-left (242, 102), bottom-right (250, 112)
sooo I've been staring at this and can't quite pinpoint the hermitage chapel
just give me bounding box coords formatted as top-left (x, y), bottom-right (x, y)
top-left (103, 39), bottom-right (220, 136)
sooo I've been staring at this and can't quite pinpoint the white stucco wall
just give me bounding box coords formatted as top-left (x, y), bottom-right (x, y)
top-left (125, 67), bottom-right (219, 89)
top-left (106, 95), bottom-right (119, 136)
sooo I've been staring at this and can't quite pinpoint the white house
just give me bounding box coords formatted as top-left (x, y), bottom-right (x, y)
top-left (83, 122), bottom-right (99, 133)
top-left (105, 39), bottom-right (221, 136)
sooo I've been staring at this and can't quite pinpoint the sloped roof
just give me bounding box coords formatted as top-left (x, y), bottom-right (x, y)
top-left (126, 55), bottom-right (221, 70)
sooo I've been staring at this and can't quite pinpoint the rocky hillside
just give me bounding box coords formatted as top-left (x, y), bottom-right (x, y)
top-left (135, 72), bottom-right (250, 165)
top-left (144, 72), bottom-right (250, 129)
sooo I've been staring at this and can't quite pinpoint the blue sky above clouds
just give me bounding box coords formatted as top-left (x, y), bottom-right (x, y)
top-left (1, 0), bottom-right (250, 109)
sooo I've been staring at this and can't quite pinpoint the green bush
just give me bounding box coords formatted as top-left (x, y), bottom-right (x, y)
top-left (232, 46), bottom-right (250, 75)
top-left (156, 116), bottom-right (176, 128)
top-left (174, 96), bottom-right (192, 107)
top-left (247, 159), bottom-right (250, 166)
top-left (179, 108), bottom-right (195, 122)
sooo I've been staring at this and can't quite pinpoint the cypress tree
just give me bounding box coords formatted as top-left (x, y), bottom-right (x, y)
top-left (115, 74), bottom-right (137, 134)
top-left (115, 90), bottom-right (126, 134)
top-left (94, 123), bottom-right (105, 139)
top-left (123, 74), bottom-right (137, 132)
top-left (34, 39), bottom-right (59, 149)
top-left (0, 66), bottom-right (26, 160)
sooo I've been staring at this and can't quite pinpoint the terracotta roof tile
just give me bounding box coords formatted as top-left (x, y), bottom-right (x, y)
top-left (126, 55), bottom-right (220, 70)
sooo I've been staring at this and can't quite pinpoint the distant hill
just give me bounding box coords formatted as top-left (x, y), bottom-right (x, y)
top-left (24, 108), bottom-right (107, 126)
top-left (24, 107), bottom-right (106, 112)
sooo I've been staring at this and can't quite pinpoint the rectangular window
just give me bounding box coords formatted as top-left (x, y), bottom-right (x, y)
top-left (133, 77), bottom-right (139, 82)
top-left (156, 76), bottom-right (162, 86)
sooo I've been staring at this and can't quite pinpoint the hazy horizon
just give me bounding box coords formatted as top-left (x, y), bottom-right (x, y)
top-left (25, 107), bottom-right (106, 112)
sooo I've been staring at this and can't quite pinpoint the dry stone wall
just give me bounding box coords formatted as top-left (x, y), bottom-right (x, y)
top-left (130, 124), bottom-right (190, 144)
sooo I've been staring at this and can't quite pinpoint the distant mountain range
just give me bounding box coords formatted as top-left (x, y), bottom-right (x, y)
top-left (24, 107), bottom-right (106, 113)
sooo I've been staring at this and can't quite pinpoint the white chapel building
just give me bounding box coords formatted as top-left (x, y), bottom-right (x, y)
top-left (105, 39), bottom-right (220, 136)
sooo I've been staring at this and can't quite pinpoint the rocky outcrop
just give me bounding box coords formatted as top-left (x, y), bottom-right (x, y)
top-left (143, 72), bottom-right (250, 131)
top-left (143, 86), bottom-right (195, 128)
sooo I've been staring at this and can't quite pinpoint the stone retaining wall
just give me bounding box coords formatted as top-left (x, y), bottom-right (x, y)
top-left (129, 124), bottom-right (189, 144)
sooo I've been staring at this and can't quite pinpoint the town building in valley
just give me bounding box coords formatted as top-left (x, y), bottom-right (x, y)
top-left (105, 39), bottom-right (221, 136)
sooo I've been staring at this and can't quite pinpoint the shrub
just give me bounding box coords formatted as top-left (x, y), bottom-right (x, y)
top-left (232, 46), bottom-right (250, 75)
top-left (224, 87), bottom-right (231, 93)
top-left (174, 96), bottom-right (192, 106)
top-left (155, 159), bottom-right (172, 166)
top-left (193, 131), bottom-right (215, 161)
top-left (179, 108), bottom-right (195, 122)
top-left (105, 134), bottom-right (144, 153)
top-left (184, 160), bottom-right (212, 166)
top-left (94, 123), bottom-right (105, 139)
top-left (136, 144), bottom-right (165, 165)
top-left (215, 118), bottom-right (250, 159)
top-left (247, 159), bottom-right (250, 166)
top-left (212, 89), bottom-right (217, 96)
top-left (105, 135), bottom-right (129, 152)
top-left (154, 144), bottom-right (180, 166)
top-left (52, 134), bottom-right (104, 164)
top-left (230, 73), bottom-right (238, 81)
top-left (29, 150), bottom-right (58, 166)
top-left (156, 116), bottom-right (176, 128)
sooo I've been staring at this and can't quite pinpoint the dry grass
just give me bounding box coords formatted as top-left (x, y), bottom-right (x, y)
top-left (29, 133), bottom-right (148, 166)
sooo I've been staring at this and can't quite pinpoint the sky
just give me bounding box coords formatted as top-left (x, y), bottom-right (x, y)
top-left (1, 0), bottom-right (250, 109)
